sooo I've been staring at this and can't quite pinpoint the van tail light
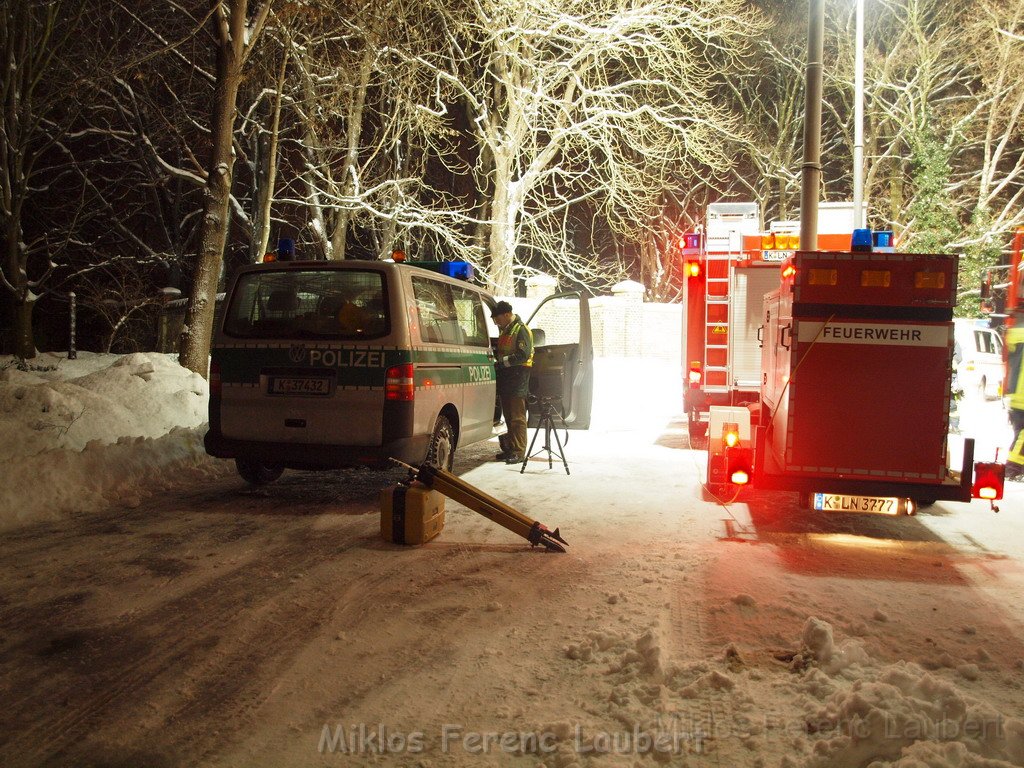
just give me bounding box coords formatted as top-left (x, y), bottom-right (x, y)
top-left (385, 363), bottom-right (415, 401)
top-left (209, 360), bottom-right (222, 396)
top-left (972, 462), bottom-right (1004, 501)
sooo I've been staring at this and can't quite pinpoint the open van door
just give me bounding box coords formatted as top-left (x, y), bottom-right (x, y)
top-left (526, 293), bottom-right (593, 429)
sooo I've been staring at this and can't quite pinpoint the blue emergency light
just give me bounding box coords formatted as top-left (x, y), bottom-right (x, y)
top-left (405, 260), bottom-right (475, 280)
top-left (438, 261), bottom-right (474, 280)
top-left (277, 237), bottom-right (296, 261)
top-left (851, 228), bottom-right (873, 252)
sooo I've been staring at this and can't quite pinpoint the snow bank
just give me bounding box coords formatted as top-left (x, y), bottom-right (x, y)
top-left (0, 352), bottom-right (207, 458)
top-left (794, 618), bottom-right (1024, 768)
top-left (552, 610), bottom-right (1024, 767)
top-left (0, 352), bottom-right (220, 530)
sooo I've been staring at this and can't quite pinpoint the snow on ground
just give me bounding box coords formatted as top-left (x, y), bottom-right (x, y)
top-left (2, 352), bottom-right (1024, 767)
top-left (0, 353), bottom-right (679, 532)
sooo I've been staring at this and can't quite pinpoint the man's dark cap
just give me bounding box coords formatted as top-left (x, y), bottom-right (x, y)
top-left (491, 301), bottom-right (513, 318)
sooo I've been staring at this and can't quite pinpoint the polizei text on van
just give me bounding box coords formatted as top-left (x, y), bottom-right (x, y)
top-left (304, 348), bottom-right (385, 368)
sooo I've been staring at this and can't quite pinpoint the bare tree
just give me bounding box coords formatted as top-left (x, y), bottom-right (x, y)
top-left (243, 44), bottom-right (289, 262)
top-left (417, 0), bottom-right (763, 295)
top-left (177, 0), bottom-right (273, 376)
top-left (855, 0), bottom-right (1022, 311)
top-left (76, 262), bottom-right (163, 353)
top-left (954, 0), bottom-right (1024, 246)
top-left (0, 0), bottom-right (83, 358)
top-left (267, 0), bottom-right (475, 263)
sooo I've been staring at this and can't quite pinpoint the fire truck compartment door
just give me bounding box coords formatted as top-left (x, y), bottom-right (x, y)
top-left (526, 292), bottom-right (594, 429)
top-left (731, 267), bottom-right (780, 388)
top-left (782, 319), bottom-right (953, 480)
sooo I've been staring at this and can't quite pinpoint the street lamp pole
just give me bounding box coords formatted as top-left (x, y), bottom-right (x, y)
top-left (800, 0), bottom-right (825, 251)
top-left (853, 0), bottom-right (865, 228)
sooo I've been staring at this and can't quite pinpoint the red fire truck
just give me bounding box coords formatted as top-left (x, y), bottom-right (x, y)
top-left (682, 203), bottom-right (1004, 513)
top-left (682, 201), bottom-right (855, 442)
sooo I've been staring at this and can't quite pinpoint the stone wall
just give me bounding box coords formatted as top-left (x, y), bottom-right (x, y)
top-left (498, 291), bottom-right (681, 363)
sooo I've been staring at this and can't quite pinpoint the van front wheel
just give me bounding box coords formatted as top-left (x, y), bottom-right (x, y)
top-left (426, 415), bottom-right (456, 472)
top-left (235, 458), bottom-right (284, 485)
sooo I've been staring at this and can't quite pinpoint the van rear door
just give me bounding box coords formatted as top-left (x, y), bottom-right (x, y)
top-left (526, 293), bottom-right (594, 429)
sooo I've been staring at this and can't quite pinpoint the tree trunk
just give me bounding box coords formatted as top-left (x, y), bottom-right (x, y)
top-left (487, 151), bottom-right (518, 295)
top-left (487, 189), bottom-right (516, 296)
top-left (8, 291), bottom-right (35, 359)
top-left (330, 48), bottom-right (374, 261)
top-left (178, 3), bottom-right (248, 377)
top-left (251, 50), bottom-right (288, 262)
top-left (3, 210), bottom-right (34, 358)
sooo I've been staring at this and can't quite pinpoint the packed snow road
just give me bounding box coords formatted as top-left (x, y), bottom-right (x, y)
top-left (2, 374), bottom-right (1024, 768)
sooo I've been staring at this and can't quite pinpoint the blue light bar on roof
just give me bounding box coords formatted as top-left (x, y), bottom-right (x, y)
top-left (872, 231), bottom-right (894, 252)
top-left (406, 260), bottom-right (474, 280)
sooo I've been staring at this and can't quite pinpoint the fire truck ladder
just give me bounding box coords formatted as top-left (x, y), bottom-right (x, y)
top-left (703, 245), bottom-right (734, 395)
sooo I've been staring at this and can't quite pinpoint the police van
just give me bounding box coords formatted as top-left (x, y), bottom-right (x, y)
top-left (204, 255), bottom-right (593, 484)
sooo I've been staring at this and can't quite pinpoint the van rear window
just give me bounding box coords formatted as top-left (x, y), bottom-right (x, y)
top-left (223, 269), bottom-right (388, 340)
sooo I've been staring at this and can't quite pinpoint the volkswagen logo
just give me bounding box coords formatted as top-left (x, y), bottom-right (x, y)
top-left (288, 344), bottom-right (307, 364)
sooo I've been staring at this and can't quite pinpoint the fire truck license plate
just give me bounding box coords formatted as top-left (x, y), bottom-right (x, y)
top-left (268, 377), bottom-right (330, 396)
top-left (813, 493), bottom-right (899, 515)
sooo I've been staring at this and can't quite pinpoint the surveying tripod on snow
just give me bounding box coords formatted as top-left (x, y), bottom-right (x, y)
top-left (520, 394), bottom-right (570, 475)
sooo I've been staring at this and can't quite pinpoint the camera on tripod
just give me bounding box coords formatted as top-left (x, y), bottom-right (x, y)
top-left (521, 369), bottom-right (570, 474)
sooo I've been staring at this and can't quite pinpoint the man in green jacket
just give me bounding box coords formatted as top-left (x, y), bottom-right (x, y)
top-left (491, 301), bottom-right (533, 464)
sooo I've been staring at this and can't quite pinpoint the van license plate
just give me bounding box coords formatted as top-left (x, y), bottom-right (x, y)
top-left (813, 493), bottom-right (899, 515)
top-left (268, 377), bottom-right (330, 396)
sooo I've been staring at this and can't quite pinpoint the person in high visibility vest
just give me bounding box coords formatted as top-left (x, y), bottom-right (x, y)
top-left (1005, 321), bottom-right (1024, 480)
top-left (491, 301), bottom-right (534, 464)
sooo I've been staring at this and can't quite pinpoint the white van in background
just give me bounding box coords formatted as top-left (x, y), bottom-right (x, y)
top-left (953, 319), bottom-right (1003, 400)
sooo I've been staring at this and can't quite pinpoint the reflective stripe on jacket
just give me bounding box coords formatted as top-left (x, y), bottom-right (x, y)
top-left (1007, 326), bottom-right (1024, 411)
top-left (496, 316), bottom-right (534, 369)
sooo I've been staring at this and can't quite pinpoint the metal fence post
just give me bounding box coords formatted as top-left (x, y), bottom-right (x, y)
top-left (68, 292), bottom-right (77, 360)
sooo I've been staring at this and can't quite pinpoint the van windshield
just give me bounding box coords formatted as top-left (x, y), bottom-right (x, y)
top-left (223, 269), bottom-right (388, 340)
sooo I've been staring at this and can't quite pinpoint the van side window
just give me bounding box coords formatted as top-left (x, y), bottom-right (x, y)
top-left (974, 330), bottom-right (1000, 355)
top-left (452, 286), bottom-right (489, 347)
top-left (412, 277), bottom-right (462, 344)
top-left (528, 298), bottom-right (578, 345)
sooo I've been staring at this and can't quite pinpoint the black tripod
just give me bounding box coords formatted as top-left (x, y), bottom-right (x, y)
top-left (520, 397), bottom-right (570, 475)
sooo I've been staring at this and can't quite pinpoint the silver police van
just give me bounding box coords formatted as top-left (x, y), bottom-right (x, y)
top-left (204, 256), bottom-right (592, 484)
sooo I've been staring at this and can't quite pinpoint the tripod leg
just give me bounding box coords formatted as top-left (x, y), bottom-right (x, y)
top-left (521, 419), bottom-right (543, 473)
top-left (544, 417), bottom-right (556, 469)
top-left (551, 420), bottom-right (570, 475)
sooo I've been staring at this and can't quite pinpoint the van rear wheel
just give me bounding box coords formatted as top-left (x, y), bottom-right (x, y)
top-left (235, 458), bottom-right (284, 485)
top-left (426, 415), bottom-right (455, 472)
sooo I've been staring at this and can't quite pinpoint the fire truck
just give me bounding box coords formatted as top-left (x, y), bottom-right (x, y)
top-left (681, 203), bottom-right (1004, 513)
top-left (682, 201), bottom-right (857, 442)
